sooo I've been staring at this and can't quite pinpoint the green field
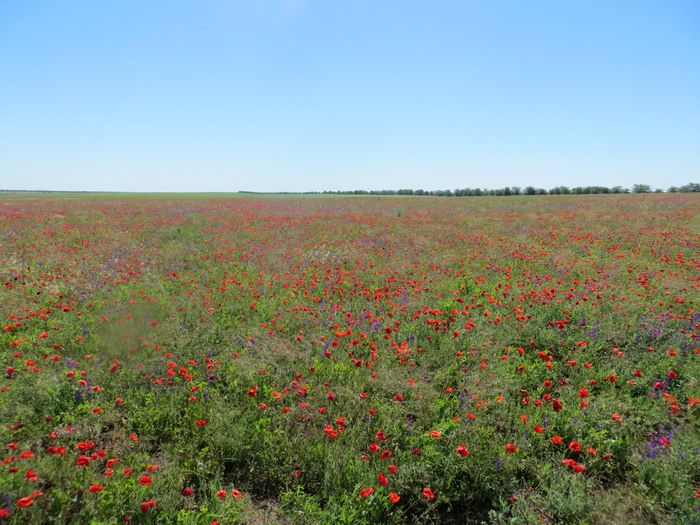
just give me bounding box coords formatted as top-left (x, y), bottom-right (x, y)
top-left (1, 194), bottom-right (698, 524)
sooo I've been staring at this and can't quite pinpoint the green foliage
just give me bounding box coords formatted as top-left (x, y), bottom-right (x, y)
top-left (1, 194), bottom-right (699, 524)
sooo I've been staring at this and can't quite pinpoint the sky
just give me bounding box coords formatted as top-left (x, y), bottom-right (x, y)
top-left (1, 1), bottom-right (699, 193)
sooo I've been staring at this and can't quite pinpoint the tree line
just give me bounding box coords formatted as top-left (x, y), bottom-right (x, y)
top-left (307, 182), bottom-right (700, 197)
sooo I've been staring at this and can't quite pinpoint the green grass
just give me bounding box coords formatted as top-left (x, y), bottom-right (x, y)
top-left (1, 193), bottom-right (699, 524)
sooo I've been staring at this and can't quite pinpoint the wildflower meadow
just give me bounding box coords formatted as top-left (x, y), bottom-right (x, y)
top-left (1, 193), bottom-right (698, 524)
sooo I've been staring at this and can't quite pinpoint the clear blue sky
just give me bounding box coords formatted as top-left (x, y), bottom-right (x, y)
top-left (1, 1), bottom-right (698, 193)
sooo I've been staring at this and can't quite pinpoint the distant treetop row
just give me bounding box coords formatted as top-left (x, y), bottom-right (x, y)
top-left (292, 182), bottom-right (700, 197)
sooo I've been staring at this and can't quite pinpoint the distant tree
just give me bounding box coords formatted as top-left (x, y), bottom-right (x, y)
top-left (549, 186), bottom-right (571, 195)
top-left (678, 183), bottom-right (700, 193)
top-left (511, 186), bottom-right (521, 195)
top-left (611, 186), bottom-right (628, 194)
top-left (524, 186), bottom-right (536, 195)
top-left (668, 186), bottom-right (679, 193)
top-left (632, 184), bottom-right (651, 193)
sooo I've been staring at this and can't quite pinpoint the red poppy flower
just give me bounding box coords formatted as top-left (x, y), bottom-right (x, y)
top-left (139, 475), bottom-right (151, 486)
top-left (359, 487), bottom-right (374, 498)
top-left (456, 444), bottom-right (469, 457)
top-left (195, 420), bottom-right (207, 426)
top-left (551, 436), bottom-right (563, 444)
top-left (231, 490), bottom-right (242, 498)
top-left (17, 497), bottom-right (34, 508)
top-left (389, 492), bottom-right (400, 503)
top-left (216, 490), bottom-right (226, 499)
top-left (569, 441), bottom-right (581, 452)
top-left (325, 425), bottom-right (338, 439)
top-left (429, 431), bottom-right (442, 439)
top-left (380, 450), bottom-right (391, 460)
top-left (140, 499), bottom-right (156, 513)
top-left (378, 472), bottom-right (388, 487)
top-left (88, 484), bottom-right (104, 493)
top-left (506, 444), bottom-right (516, 454)
top-left (533, 425), bottom-right (544, 433)
top-left (423, 488), bottom-right (435, 500)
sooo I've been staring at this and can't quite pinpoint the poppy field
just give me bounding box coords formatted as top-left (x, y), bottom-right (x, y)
top-left (1, 193), bottom-right (699, 524)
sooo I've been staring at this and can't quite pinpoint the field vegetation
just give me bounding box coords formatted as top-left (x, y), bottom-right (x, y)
top-left (1, 193), bottom-right (698, 524)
